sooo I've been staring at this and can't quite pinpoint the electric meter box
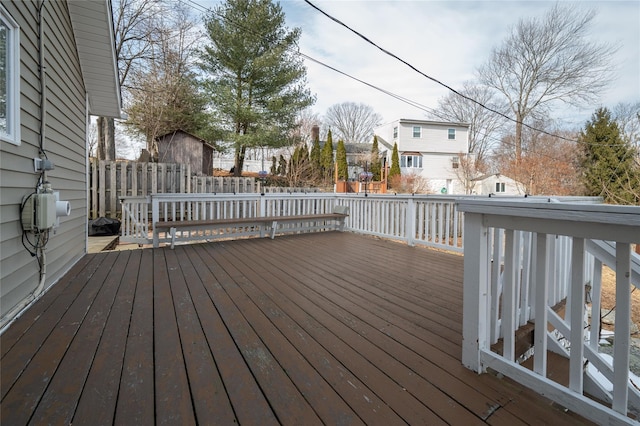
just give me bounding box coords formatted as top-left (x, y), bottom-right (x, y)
top-left (22, 193), bottom-right (57, 231)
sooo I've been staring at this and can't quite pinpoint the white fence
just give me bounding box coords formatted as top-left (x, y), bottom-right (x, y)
top-left (459, 199), bottom-right (640, 425)
top-left (120, 193), bottom-right (468, 252)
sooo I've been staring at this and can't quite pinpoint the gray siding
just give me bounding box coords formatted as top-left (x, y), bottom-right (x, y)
top-left (1, 1), bottom-right (87, 318)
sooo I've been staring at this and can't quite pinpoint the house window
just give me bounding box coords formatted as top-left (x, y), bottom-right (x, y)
top-left (448, 128), bottom-right (456, 140)
top-left (393, 126), bottom-right (398, 139)
top-left (0, 5), bottom-right (19, 145)
top-left (400, 154), bottom-right (422, 168)
top-left (412, 126), bottom-right (421, 138)
top-left (451, 156), bottom-right (459, 169)
top-left (495, 182), bottom-right (506, 193)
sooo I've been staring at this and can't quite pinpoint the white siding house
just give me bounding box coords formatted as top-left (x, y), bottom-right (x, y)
top-left (0, 1), bottom-right (121, 327)
top-left (375, 119), bottom-right (470, 194)
top-left (471, 173), bottom-right (524, 195)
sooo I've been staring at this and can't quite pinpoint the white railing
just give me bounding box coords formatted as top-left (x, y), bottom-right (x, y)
top-left (119, 193), bottom-right (469, 251)
top-left (459, 199), bottom-right (640, 425)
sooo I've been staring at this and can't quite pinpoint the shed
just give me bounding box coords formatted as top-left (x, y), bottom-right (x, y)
top-left (156, 130), bottom-right (216, 176)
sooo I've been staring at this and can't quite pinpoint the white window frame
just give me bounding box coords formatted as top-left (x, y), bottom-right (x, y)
top-left (448, 128), bottom-right (456, 140)
top-left (495, 182), bottom-right (506, 193)
top-left (400, 154), bottom-right (423, 169)
top-left (393, 126), bottom-right (398, 139)
top-left (0, 5), bottom-right (20, 145)
top-left (412, 126), bottom-right (421, 138)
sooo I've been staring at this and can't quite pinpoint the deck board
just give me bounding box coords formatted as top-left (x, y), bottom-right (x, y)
top-left (0, 232), bottom-right (592, 425)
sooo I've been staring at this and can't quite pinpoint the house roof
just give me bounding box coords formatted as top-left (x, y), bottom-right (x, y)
top-left (67, 0), bottom-right (122, 118)
top-left (156, 130), bottom-right (217, 150)
top-left (395, 118), bottom-right (470, 128)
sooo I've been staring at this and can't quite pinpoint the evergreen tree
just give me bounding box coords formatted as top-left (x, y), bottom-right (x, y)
top-left (579, 107), bottom-right (640, 205)
top-left (200, 0), bottom-right (314, 176)
top-left (389, 142), bottom-right (401, 180)
top-left (336, 140), bottom-right (348, 181)
top-left (321, 129), bottom-right (335, 183)
top-left (370, 135), bottom-right (382, 180)
top-left (310, 134), bottom-right (322, 181)
top-left (270, 155), bottom-right (277, 175)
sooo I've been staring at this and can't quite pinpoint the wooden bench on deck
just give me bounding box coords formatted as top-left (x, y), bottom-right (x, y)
top-left (153, 205), bottom-right (349, 249)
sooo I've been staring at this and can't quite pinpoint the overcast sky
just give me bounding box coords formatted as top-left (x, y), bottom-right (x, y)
top-left (272, 0), bottom-right (639, 129)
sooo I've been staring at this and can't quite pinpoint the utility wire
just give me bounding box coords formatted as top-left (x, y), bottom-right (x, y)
top-left (301, 0), bottom-right (582, 144)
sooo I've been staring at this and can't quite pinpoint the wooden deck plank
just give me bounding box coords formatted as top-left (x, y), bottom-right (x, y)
top-left (184, 245), bottom-right (280, 426)
top-left (0, 253), bottom-right (106, 393)
top-left (72, 250), bottom-right (142, 425)
top-left (114, 248), bottom-right (155, 425)
top-left (0, 253), bottom-right (95, 359)
top-left (244, 237), bottom-right (501, 420)
top-left (152, 248), bottom-right (196, 425)
top-left (196, 243), bottom-right (369, 425)
top-left (0, 251), bottom-right (120, 425)
top-left (0, 232), bottom-right (594, 425)
top-left (227, 237), bottom-right (492, 424)
top-left (165, 247), bottom-right (237, 424)
top-left (191, 244), bottom-right (324, 425)
top-left (29, 251), bottom-right (132, 424)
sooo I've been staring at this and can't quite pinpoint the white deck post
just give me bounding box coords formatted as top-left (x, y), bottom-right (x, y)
top-left (152, 195), bottom-right (160, 248)
top-left (406, 197), bottom-right (415, 246)
top-left (569, 237), bottom-right (585, 393)
top-left (462, 212), bottom-right (489, 372)
top-left (613, 243), bottom-right (631, 414)
top-left (533, 233), bottom-right (549, 376)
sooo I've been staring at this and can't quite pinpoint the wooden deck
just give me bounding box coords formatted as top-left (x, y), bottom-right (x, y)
top-left (1, 232), bottom-right (592, 425)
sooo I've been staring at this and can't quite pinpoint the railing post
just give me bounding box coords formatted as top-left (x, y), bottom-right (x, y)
top-left (569, 237), bottom-right (585, 393)
top-left (152, 195), bottom-right (159, 248)
top-left (462, 211), bottom-right (489, 372)
top-left (533, 232), bottom-right (549, 376)
top-left (406, 196), bottom-right (415, 246)
top-left (613, 242), bottom-right (631, 414)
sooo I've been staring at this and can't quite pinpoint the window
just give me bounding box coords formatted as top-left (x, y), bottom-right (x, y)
top-left (0, 5), bottom-right (19, 145)
top-left (451, 156), bottom-right (459, 169)
top-left (400, 154), bottom-right (422, 169)
top-left (495, 182), bottom-right (506, 193)
top-left (448, 128), bottom-right (456, 140)
top-left (412, 126), bottom-right (421, 138)
top-left (393, 126), bottom-right (398, 139)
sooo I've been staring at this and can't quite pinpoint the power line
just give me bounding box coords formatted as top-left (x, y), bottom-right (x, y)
top-left (301, 0), bottom-right (581, 144)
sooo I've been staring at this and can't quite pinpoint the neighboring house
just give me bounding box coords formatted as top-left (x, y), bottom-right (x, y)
top-left (0, 1), bottom-right (121, 325)
top-left (375, 119), bottom-right (471, 194)
top-left (156, 130), bottom-right (216, 176)
top-left (472, 173), bottom-right (524, 196)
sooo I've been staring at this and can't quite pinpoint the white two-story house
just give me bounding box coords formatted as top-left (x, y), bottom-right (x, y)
top-left (375, 119), bottom-right (471, 194)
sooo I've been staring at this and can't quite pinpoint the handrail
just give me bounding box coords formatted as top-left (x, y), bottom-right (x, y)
top-left (459, 199), bottom-right (640, 424)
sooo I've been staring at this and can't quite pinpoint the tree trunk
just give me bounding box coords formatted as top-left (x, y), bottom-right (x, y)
top-left (515, 113), bottom-right (523, 165)
top-left (234, 145), bottom-right (246, 177)
top-left (96, 117), bottom-right (106, 160)
top-left (96, 116), bottom-right (116, 160)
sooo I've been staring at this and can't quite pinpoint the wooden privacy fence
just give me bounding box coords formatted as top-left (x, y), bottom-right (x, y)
top-left (89, 159), bottom-right (258, 219)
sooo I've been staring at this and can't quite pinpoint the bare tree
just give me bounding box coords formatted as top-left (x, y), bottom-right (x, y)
top-left (96, 0), bottom-right (165, 160)
top-left (325, 102), bottom-right (382, 144)
top-left (453, 153), bottom-right (477, 195)
top-left (612, 101), bottom-right (640, 150)
top-left (290, 108), bottom-right (323, 148)
top-left (430, 82), bottom-right (507, 172)
top-left (124, 5), bottom-right (206, 157)
top-left (477, 3), bottom-right (616, 163)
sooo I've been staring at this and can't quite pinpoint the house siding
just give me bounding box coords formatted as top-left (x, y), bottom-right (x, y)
top-left (376, 119), bottom-right (470, 193)
top-left (0, 1), bottom-right (88, 318)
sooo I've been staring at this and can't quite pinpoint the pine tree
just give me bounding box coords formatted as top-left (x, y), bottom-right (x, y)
top-left (336, 140), bottom-right (348, 181)
top-left (389, 142), bottom-right (401, 180)
top-left (200, 0), bottom-right (314, 176)
top-left (310, 134), bottom-right (322, 181)
top-left (321, 129), bottom-right (335, 183)
top-left (370, 135), bottom-right (382, 180)
top-left (579, 107), bottom-right (640, 205)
